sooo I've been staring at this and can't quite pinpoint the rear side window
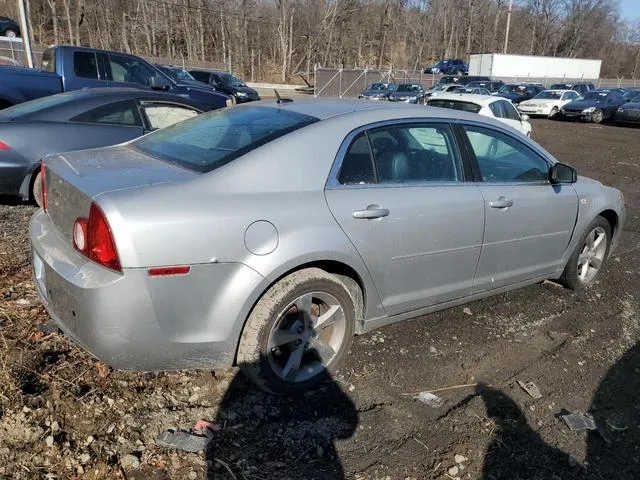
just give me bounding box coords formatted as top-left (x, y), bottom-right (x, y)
top-left (338, 133), bottom-right (375, 185)
top-left (190, 71), bottom-right (209, 83)
top-left (427, 99), bottom-right (481, 113)
top-left (133, 106), bottom-right (318, 172)
top-left (74, 52), bottom-right (99, 79)
top-left (41, 48), bottom-right (55, 72)
top-left (72, 100), bottom-right (142, 126)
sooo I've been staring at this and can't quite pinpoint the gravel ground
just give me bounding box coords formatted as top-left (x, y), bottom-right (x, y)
top-left (0, 118), bottom-right (638, 479)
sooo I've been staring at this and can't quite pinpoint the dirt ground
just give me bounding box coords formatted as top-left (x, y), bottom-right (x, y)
top-left (0, 119), bottom-right (638, 480)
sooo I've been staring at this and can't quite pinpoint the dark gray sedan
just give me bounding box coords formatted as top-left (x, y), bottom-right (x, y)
top-left (0, 88), bottom-right (202, 204)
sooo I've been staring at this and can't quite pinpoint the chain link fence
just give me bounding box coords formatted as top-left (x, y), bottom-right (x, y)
top-left (314, 67), bottom-right (639, 98)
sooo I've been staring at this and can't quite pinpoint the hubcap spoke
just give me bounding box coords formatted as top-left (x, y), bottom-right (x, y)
top-left (314, 304), bottom-right (342, 331)
top-left (282, 345), bottom-right (304, 380)
top-left (295, 293), bottom-right (313, 326)
top-left (579, 261), bottom-right (590, 279)
top-left (592, 232), bottom-right (605, 250)
top-left (271, 324), bottom-right (304, 348)
top-left (590, 256), bottom-right (602, 270)
top-left (586, 231), bottom-right (596, 250)
top-left (309, 338), bottom-right (337, 365)
top-left (577, 253), bottom-right (588, 267)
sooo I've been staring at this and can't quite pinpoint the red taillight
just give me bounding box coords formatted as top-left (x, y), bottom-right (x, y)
top-left (148, 266), bottom-right (191, 276)
top-left (73, 203), bottom-right (121, 272)
top-left (41, 162), bottom-right (47, 211)
top-left (0, 141), bottom-right (10, 150)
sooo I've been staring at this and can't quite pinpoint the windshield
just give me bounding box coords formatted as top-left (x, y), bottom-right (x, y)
top-left (628, 92), bottom-right (640, 102)
top-left (369, 83), bottom-right (387, 90)
top-left (534, 91), bottom-right (563, 100)
top-left (221, 73), bottom-right (246, 87)
top-left (133, 106), bottom-right (317, 173)
top-left (397, 84), bottom-right (419, 92)
top-left (579, 91), bottom-right (608, 101)
top-left (0, 91), bottom-right (79, 120)
top-left (498, 84), bottom-right (526, 94)
top-left (160, 66), bottom-right (196, 82)
top-left (428, 99), bottom-right (481, 113)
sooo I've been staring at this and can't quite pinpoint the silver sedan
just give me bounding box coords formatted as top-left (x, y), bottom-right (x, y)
top-left (30, 100), bottom-right (625, 394)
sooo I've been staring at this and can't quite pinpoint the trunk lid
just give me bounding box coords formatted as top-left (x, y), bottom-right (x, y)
top-left (44, 145), bottom-right (196, 244)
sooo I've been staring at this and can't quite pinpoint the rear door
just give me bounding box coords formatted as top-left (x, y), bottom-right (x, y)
top-left (460, 124), bottom-right (578, 292)
top-left (325, 121), bottom-right (485, 316)
top-left (66, 50), bottom-right (109, 90)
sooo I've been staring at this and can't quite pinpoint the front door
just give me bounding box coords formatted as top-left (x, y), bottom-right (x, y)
top-left (325, 122), bottom-right (485, 316)
top-left (461, 124), bottom-right (578, 292)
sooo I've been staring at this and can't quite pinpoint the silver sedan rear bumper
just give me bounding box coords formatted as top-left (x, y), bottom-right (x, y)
top-left (30, 209), bottom-right (264, 371)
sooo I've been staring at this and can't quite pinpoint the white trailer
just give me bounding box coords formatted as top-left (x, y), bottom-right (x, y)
top-left (469, 53), bottom-right (601, 80)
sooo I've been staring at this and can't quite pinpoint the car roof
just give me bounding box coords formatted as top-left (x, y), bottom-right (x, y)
top-left (426, 93), bottom-right (501, 105)
top-left (0, 88), bottom-right (202, 122)
top-left (248, 98), bottom-right (508, 124)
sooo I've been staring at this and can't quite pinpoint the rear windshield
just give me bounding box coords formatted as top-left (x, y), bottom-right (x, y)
top-left (534, 91), bottom-right (563, 99)
top-left (0, 92), bottom-right (79, 120)
top-left (132, 106), bottom-right (318, 173)
top-left (427, 99), bottom-right (481, 113)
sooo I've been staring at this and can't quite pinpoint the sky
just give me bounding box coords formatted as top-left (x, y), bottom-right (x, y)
top-left (620, 0), bottom-right (640, 21)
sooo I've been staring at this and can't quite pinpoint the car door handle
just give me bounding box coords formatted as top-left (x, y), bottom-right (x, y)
top-left (352, 206), bottom-right (389, 219)
top-left (489, 197), bottom-right (514, 209)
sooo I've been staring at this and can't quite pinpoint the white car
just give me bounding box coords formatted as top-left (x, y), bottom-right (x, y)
top-left (426, 93), bottom-right (532, 136)
top-left (517, 90), bottom-right (580, 118)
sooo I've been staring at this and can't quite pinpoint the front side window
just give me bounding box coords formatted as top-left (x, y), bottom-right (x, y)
top-left (133, 106), bottom-right (318, 172)
top-left (501, 101), bottom-right (521, 121)
top-left (142, 103), bottom-right (200, 130)
top-left (109, 54), bottom-right (160, 86)
top-left (489, 101), bottom-right (504, 118)
top-left (71, 100), bottom-right (142, 126)
top-left (74, 51), bottom-right (99, 79)
top-left (464, 125), bottom-right (549, 183)
top-left (338, 123), bottom-right (461, 185)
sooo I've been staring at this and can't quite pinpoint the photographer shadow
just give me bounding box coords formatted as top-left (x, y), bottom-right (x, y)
top-left (478, 343), bottom-right (639, 480)
top-left (205, 365), bottom-right (357, 479)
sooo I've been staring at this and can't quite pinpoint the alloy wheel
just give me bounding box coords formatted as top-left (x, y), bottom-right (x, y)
top-left (267, 291), bottom-right (347, 383)
top-left (577, 226), bottom-right (607, 284)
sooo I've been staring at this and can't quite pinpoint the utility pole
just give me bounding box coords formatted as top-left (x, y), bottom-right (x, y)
top-left (17, 0), bottom-right (34, 68)
top-left (503, 0), bottom-right (513, 54)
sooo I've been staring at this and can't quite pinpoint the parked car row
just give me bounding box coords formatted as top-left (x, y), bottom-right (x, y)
top-left (0, 44), bottom-right (260, 205)
top-left (517, 88), bottom-right (640, 125)
top-left (0, 44), bottom-right (259, 111)
top-left (358, 76), bottom-right (640, 127)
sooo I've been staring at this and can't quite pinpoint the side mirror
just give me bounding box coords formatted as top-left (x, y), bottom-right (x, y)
top-left (149, 75), bottom-right (170, 91)
top-left (521, 114), bottom-right (530, 122)
top-left (550, 162), bottom-right (577, 184)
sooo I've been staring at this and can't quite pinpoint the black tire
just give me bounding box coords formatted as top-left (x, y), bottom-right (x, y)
top-left (560, 216), bottom-right (611, 290)
top-left (31, 171), bottom-right (43, 207)
top-left (237, 268), bottom-right (356, 395)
